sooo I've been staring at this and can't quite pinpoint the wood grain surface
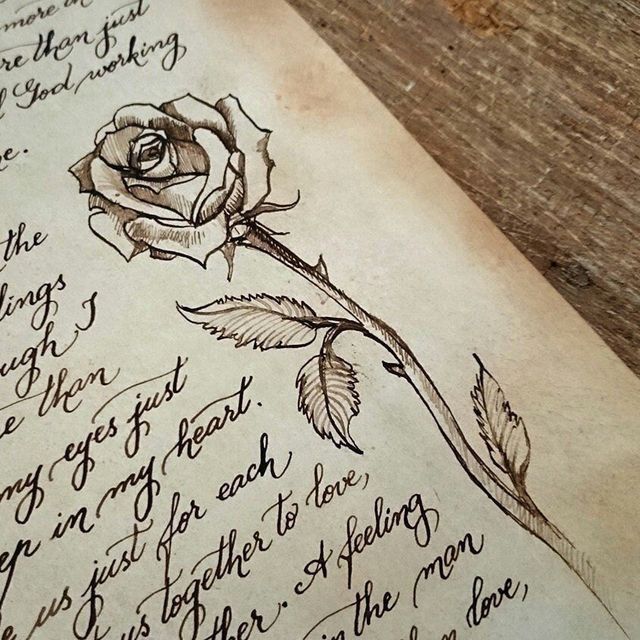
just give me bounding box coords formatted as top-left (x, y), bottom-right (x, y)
top-left (286, 0), bottom-right (639, 375)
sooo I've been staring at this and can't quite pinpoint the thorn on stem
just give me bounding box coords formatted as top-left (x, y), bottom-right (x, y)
top-left (382, 361), bottom-right (407, 378)
top-left (221, 243), bottom-right (236, 281)
top-left (314, 254), bottom-right (329, 279)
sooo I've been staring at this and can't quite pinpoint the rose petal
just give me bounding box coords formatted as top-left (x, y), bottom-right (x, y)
top-left (109, 133), bottom-right (209, 183)
top-left (100, 126), bottom-right (145, 168)
top-left (223, 175), bottom-right (245, 216)
top-left (90, 157), bottom-right (188, 223)
top-left (215, 95), bottom-right (274, 212)
top-left (95, 120), bottom-right (117, 146)
top-left (189, 128), bottom-right (233, 224)
top-left (113, 104), bottom-right (194, 141)
top-left (129, 175), bottom-right (207, 220)
top-left (70, 152), bottom-right (97, 193)
top-left (124, 172), bottom-right (203, 195)
top-left (172, 140), bottom-right (210, 175)
top-left (160, 94), bottom-right (233, 149)
top-left (197, 161), bottom-right (244, 223)
top-left (87, 195), bottom-right (147, 261)
top-left (124, 215), bottom-right (227, 266)
top-left (128, 131), bottom-right (173, 177)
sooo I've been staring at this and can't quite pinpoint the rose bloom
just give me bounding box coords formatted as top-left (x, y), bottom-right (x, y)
top-left (70, 94), bottom-right (289, 266)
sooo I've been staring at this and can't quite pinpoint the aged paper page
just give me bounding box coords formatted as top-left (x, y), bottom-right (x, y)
top-left (0, 1), bottom-right (638, 639)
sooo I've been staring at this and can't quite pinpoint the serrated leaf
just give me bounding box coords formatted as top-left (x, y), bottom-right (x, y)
top-left (296, 347), bottom-right (362, 453)
top-left (178, 293), bottom-right (318, 350)
top-left (470, 356), bottom-right (531, 487)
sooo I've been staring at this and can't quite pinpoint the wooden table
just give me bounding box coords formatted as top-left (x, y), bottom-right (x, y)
top-left (287, 0), bottom-right (639, 375)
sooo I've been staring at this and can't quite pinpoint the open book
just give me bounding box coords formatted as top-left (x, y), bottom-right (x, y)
top-left (1, 1), bottom-right (638, 638)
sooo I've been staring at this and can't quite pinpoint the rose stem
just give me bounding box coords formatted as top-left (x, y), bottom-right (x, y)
top-left (240, 223), bottom-right (627, 638)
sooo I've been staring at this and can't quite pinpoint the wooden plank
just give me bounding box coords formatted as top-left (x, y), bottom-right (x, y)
top-left (286, 0), bottom-right (640, 374)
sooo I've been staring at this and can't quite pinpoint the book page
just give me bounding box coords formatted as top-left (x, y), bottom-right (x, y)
top-left (0, 1), bottom-right (638, 639)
